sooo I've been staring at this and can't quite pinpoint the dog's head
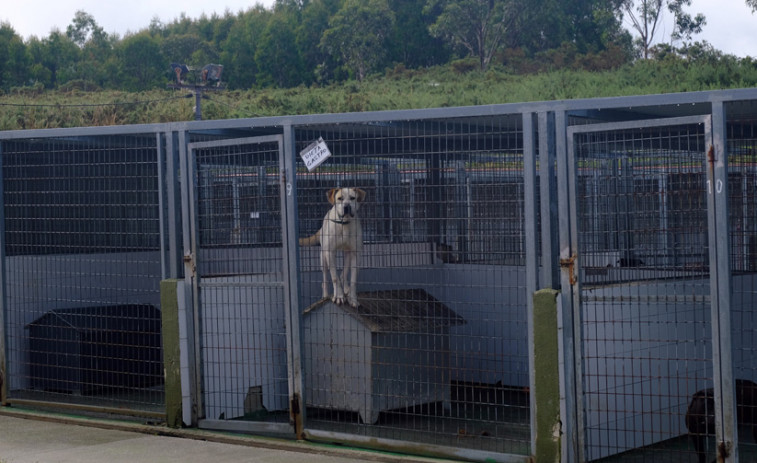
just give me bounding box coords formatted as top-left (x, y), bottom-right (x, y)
top-left (327, 187), bottom-right (366, 219)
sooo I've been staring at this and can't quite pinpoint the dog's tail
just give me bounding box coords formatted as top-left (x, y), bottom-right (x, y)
top-left (298, 229), bottom-right (321, 246)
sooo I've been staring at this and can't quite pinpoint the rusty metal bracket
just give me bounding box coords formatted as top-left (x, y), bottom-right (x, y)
top-left (560, 254), bottom-right (577, 286)
top-left (183, 252), bottom-right (196, 277)
top-left (718, 439), bottom-right (732, 462)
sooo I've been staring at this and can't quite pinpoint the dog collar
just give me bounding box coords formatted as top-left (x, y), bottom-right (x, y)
top-left (330, 218), bottom-right (351, 225)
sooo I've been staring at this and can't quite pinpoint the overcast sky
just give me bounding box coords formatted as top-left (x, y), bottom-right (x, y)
top-left (1, 0), bottom-right (755, 58)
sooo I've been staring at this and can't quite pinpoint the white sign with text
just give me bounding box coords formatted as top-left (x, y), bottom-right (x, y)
top-left (300, 137), bottom-right (331, 171)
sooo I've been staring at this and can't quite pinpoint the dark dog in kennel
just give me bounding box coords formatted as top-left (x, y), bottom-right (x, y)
top-left (685, 379), bottom-right (757, 463)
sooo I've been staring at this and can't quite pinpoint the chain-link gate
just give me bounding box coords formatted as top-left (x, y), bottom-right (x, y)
top-left (183, 135), bottom-right (294, 435)
top-left (562, 115), bottom-right (737, 462)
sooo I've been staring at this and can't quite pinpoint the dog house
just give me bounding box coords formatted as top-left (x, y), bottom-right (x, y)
top-left (27, 304), bottom-right (162, 394)
top-left (303, 288), bottom-right (466, 424)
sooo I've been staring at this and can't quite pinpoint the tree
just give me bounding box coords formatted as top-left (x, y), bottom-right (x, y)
top-left (34, 30), bottom-right (80, 87)
top-left (115, 32), bottom-right (163, 91)
top-left (160, 34), bottom-right (218, 67)
top-left (747, 0), bottom-right (757, 12)
top-left (219, 6), bottom-right (270, 89)
top-left (320, 0), bottom-right (395, 81)
top-left (66, 10), bottom-right (106, 48)
top-left (387, 0), bottom-right (450, 68)
top-left (509, 0), bottom-right (630, 60)
top-left (0, 23), bottom-right (29, 89)
top-left (426, 0), bottom-right (520, 71)
top-left (295, 0), bottom-right (341, 84)
top-left (255, 14), bottom-right (304, 87)
top-left (621, 0), bottom-right (705, 59)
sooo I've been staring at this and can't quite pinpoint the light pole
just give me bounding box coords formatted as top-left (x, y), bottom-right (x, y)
top-left (168, 63), bottom-right (225, 121)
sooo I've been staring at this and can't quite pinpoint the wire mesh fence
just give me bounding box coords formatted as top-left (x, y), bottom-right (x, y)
top-left (294, 117), bottom-right (532, 455)
top-left (1, 133), bottom-right (164, 415)
top-left (571, 120), bottom-right (713, 462)
top-left (727, 102), bottom-right (757, 462)
top-left (1, 90), bottom-right (757, 462)
top-left (188, 137), bottom-right (290, 426)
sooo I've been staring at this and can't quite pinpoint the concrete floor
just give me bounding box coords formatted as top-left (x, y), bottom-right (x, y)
top-left (0, 410), bottom-right (450, 463)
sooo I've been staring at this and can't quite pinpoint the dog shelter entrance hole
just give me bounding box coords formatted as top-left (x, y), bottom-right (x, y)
top-left (27, 304), bottom-right (163, 395)
top-left (302, 288), bottom-right (466, 424)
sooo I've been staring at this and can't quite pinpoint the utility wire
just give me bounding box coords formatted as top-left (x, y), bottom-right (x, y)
top-left (0, 94), bottom-right (191, 109)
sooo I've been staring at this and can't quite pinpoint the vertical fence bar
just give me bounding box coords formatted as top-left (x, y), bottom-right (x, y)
top-left (556, 109), bottom-right (583, 463)
top-left (0, 140), bottom-right (6, 406)
top-left (164, 131), bottom-right (182, 280)
top-left (523, 112), bottom-right (538, 455)
top-left (178, 129), bottom-right (202, 424)
top-left (707, 103), bottom-right (738, 461)
top-left (281, 124), bottom-right (305, 438)
top-left (539, 111), bottom-right (559, 289)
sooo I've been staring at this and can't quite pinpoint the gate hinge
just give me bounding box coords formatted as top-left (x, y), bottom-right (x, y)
top-left (560, 254), bottom-right (577, 286)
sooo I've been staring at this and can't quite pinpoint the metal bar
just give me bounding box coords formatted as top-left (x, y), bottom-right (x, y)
top-left (165, 131), bottom-right (181, 279)
top-left (188, 135), bottom-right (283, 151)
top-left (281, 125), bottom-right (305, 438)
top-left (567, 114), bottom-right (710, 137)
top-left (522, 112), bottom-right (538, 454)
top-left (556, 108), bottom-right (582, 463)
top-left (198, 281), bottom-right (285, 288)
top-left (539, 111), bottom-right (559, 289)
top-left (0, 139), bottom-right (6, 406)
top-left (178, 129), bottom-right (202, 424)
top-left (198, 418), bottom-right (293, 437)
top-left (304, 429), bottom-right (531, 463)
top-left (706, 103), bottom-right (738, 462)
top-left (157, 132), bottom-right (167, 280)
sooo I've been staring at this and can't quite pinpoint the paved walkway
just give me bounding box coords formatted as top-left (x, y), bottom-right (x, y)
top-left (0, 409), bottom-right (449, 463)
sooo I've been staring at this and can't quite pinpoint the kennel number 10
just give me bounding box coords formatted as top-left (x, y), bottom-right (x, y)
top-left (300, 137), bottom-right (332, 171)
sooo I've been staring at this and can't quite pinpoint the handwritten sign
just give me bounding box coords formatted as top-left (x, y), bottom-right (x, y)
top-left (300, 137), bottom-right (331, 171)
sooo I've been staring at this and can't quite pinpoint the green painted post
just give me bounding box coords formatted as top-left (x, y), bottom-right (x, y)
top-left (161, 279), bottom-right (182, 428)
top-left (533, 288), bottom-right (561, 462)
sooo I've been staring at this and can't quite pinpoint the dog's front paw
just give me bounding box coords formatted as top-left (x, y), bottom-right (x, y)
top-left (347, 296), bottom-right (359, 308)
top-left (332, 293), bottom-right (346, 305)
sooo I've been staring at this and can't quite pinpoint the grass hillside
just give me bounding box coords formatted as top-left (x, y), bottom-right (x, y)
top-left (2, 57), bottom-right (756, 131)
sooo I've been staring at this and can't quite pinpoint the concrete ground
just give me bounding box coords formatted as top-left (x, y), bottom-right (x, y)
top-left (0, 409), bottom-right (452, 463)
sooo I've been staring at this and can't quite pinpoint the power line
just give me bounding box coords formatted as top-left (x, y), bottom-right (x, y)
top-left (0, 94), bottom-right (191, 109)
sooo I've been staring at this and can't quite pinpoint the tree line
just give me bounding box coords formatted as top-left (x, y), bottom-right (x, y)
top-left (0, 0), bottom-right (753, 93)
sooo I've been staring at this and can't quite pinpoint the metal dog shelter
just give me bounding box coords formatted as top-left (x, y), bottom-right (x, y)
top-left (1, 87), bottom-right (757, 462)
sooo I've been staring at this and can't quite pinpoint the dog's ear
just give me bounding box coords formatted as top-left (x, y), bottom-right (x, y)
top-left (327, 188), bottom-right (339, 205)
top-left (355, 188), bottom-right (366, 203)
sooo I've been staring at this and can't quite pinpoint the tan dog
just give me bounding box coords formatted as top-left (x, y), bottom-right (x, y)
top-left (299, 187), bottom-right (366, 307)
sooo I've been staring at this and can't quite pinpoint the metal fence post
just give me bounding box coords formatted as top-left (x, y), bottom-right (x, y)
top-left (556, 109), bottom-right (584, 463)
top-left (707, 102), bottom-right (738, 462)
top-left (539, 111), bottom-right (559, 289)
top-left (281, 123), bottom-right (305, 438)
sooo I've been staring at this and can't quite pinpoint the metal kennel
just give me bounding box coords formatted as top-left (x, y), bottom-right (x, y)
top-left (2, 88), bottom-right (757, 463)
